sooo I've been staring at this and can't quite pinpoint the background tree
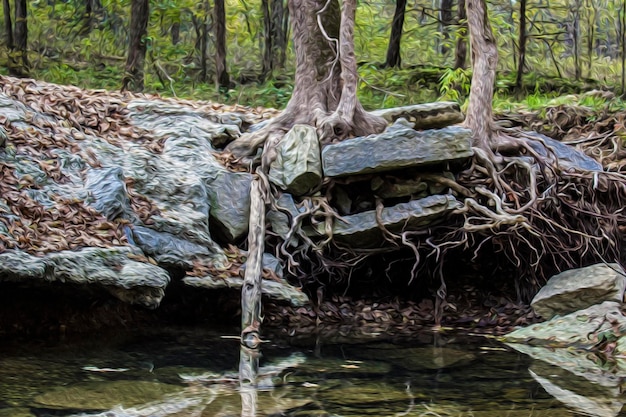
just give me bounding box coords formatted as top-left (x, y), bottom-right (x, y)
top-left (214, 0), bottom-right (229, 89)
top-left (454, 0), bottom-right (467, 69)
top-left (122, 0), bottom-right (150, 92)
top-left (514, 0), bottom-right (526, 92)
top-left (384, 0), bottom-right (406, 68)
top-left (13, 0), bottom-right (27, 72)
top-left (439, 0), bottom-right (454, 55)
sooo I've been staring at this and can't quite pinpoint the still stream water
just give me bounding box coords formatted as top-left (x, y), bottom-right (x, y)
top-left (0, 326), bottom-right (620, 417)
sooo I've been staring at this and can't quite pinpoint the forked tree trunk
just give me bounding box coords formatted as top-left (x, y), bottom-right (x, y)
top-left (214, 0), bottom-right (230, 90)
top-left (122, 0), bottom-right (149, 92)
top-left (384, 0), bottom-right (407, 68)
top-left (454, 0), bottom-right (467, 69)
top-left (464, 0), bottom-right (497, 148)
top-left (227, 0), bottom-right (386, 158)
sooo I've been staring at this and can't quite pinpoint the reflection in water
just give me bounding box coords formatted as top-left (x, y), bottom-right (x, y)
top-left (239, 345), bottom-right (260, 417)
top-left (0, 328), bottom-right (620, 416)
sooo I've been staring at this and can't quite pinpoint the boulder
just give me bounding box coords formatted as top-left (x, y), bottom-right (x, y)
top-left (317, 195), bottom-right (459, 248)
top-left (322, 120), bottom-right (473, 178)
top-left (502, 301), bottom-right (626, 349)
top-left (0, 247), bottom-right (170, 308)
top-left (85, 167), bottom-right (133, 221)
top-left (531, 263), bottom-right (625, 319)
top-left (370, 101), bottom-right (464, 129)
top-left (268, 124), bottom-right (322, 196)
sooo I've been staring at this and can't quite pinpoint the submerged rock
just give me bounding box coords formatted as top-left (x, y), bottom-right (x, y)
top-left (531, 263), bottom-right (626, 319)
top-left (502, 301), bottom-right (626, 349)
top-left (322, 120), bottom-right (473, 177)
top-left (32, 380), bottom-right (181, 411)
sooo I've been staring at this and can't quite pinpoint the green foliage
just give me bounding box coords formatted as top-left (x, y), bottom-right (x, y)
top-left (1, 0), bottom-right (626, 111)
top-left (438, 67), bottom-right (472, 103)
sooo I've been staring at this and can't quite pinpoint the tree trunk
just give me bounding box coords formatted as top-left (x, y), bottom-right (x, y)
top-left (454, 0), bottom-right (467, 69)
top-left (200, 0), bottom-right (209, 82)
top-left (3, 0), bottom-right (13, 50)
top-left (121, 0), bottom-right (149, 92)
top-left (214, 0), bottom-right (230, 90)
top-left (14, 0), bottom-right (28, 71)
top-left (440, 0), bottom-right (454, 55)
top-left (384, 0), bottom-right (407, 68)
top-left (514, 0), bottom-right (526, 92)
top-left (465, 0), bottom-right (497, 148)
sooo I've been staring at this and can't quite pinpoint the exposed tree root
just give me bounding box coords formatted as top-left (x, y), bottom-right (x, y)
top-left (256, 125), bottom-right (625, 323)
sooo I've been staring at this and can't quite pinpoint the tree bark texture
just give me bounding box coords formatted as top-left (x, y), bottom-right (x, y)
top-left (214, 0), bottom-right (230, 89)
top-left (384, 0), bottom-right (406, 68)
top-left (454, 0), bottom-right (467, 69)
top-left (122, 0), bottom-right (149, 92)
top-left (14, 0), bottom-right (27, 70)
top-left (465, 0), bottom-right (497, 148)
top-left (514, 0), bottom-right (526, 92)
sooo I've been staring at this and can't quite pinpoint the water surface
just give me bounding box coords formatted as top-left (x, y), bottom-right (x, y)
top-left (0, 326), bottom-right (616, 416)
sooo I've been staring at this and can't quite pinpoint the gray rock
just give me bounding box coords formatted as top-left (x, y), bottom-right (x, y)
top-left (85, 167), bottom-right (132, 221)
top-left (322, 121), bottom-right (473, 178)
top-left (370, 101), bottom-right (464, 129)
top-left (502, 301), bottom-right (626, 349)
top-left (0, 248), bottom-right (169, 308)
top-left (268, 124), bottom-right (322, 195)
top-left (130, 225), bottom-right (212, 269)
top-left (531, 263), bottom-right (625, 319)
top-left (318, 195), bottom-right (459, 248)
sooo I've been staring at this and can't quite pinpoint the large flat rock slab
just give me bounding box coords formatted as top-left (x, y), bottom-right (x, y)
top-left (322, 121), bottom-right (473, 178)
top-left (324, 195), bottom-right (459, 248)
top-left (370, 101), bottom-right (464, 129)
top-left (531, 263), bottom-right (626, 319)
top-left (0, 247), bottom-right (169, 308)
